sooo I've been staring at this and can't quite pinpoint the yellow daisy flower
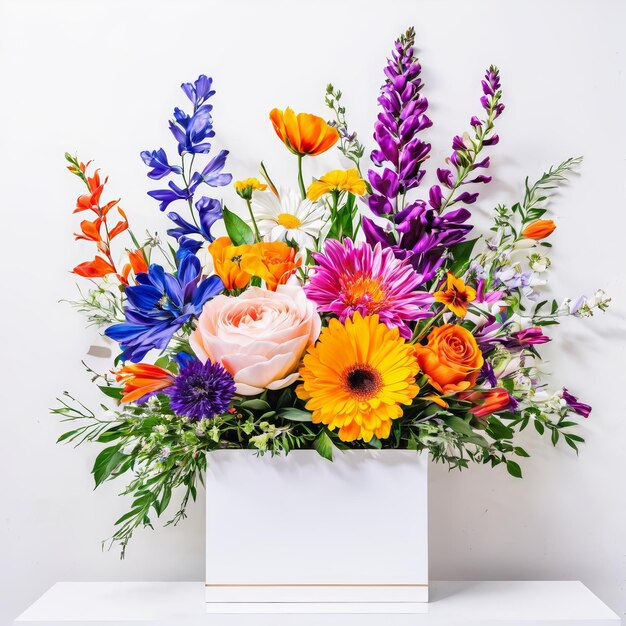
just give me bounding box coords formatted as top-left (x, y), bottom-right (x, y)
top-left (306, 168), bottom-right (367, 202)
top-left (234, 178), bottom-right (267, 200)
top-left (297, 312), bottom-right (420, 442)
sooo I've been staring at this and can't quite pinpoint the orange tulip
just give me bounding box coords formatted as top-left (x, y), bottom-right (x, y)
top-left (269, 107), bottom-right (339, 156)
top-left (433, 272), bottom-right (477, 318)
top-left (115, 363), bottom-right (174, 403)
top-left (241, 241), bottom-right (302, 291)
top-left (522, 219), bottom-right (556, 240)
top-left (209, 237), bottom-right (253, 290)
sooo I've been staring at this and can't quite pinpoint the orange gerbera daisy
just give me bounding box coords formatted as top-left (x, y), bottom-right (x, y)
top-left (297, 313), bottom-right (420, 442)
top-left (269, 107), bottom-right (339, 156)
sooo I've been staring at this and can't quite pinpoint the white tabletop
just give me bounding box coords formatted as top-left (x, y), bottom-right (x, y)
top-left (14, 581), bottom-right (620, 625)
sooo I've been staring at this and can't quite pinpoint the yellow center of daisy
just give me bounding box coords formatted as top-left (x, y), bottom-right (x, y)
top-left (277, 213), bottom-right (302, 229)
top-left (343, 274), bottom-right (387, 311)
top-left (342, 363), bottom-right (383, 400)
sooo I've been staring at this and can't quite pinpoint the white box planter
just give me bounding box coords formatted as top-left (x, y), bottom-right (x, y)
top-left (205, 449), bottom-right (428, 611)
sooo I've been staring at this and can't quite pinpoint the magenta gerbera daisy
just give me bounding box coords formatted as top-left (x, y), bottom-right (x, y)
top-left (305, 239), bottom-right (433, 337)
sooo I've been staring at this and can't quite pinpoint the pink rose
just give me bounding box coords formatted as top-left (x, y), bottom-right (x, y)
top-left (190, 285), bottom-right (321, 396)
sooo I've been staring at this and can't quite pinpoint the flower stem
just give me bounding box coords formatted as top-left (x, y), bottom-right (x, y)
top-left (245, 199), bottom-right (261, 242)
top-left (297, 154), bottom-right (306, 199)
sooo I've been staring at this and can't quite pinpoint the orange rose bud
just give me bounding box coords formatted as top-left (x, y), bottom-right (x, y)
top-left (209, 236), bottom-right (253, 290)
top-left (269, 107), bottom-right (339, 157)
top-left (467, 388), bottom-right (512, 418)
top-left (522, 219), bottom-right (556, 240)
top-left (241, 241), bottom-right (302, 291)
top-left (413, 324), bottom-right (484, 395)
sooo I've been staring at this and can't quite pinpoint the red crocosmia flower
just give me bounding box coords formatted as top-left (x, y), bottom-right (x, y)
top-left (115, 363), bottom-right (175, 403)
top-left (466, 388), bottom-right (513, 418)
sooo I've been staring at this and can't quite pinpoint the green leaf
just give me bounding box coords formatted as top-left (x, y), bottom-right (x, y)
top-left (506, 459), bottom-right (523, 478)
top-left (368, 436), bottom-right (382, 449)
top-left (92, 445), bottom-right (127, 487)
top-left (444, 415), bottom-right (476, 438)
top-left (446, 238), bottom-right (479, 275)
top-left (97, 424), bottom-right (126, 443)
top-left (514, 446), bottom-right (530, 458)
top-left (534, 420), bottom-right (545, 435)
top-left (277, 408), bottom-right (313, 422)
top-left (239, 399), bottom-right (271, 412)
top-left (98, 386), bottom-right (123, 400)
top-left (487, 417), bottom-right (514, 440)
top-left (222, 206), bottom-right (254, 245)
top-left (313, 430), bottom-right (334, 461)
top-left (57, 429), bottom-right (80, 443)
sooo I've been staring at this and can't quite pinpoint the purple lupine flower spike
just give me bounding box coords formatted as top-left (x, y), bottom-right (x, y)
top-left (368, 27), bottom-right (431, 216)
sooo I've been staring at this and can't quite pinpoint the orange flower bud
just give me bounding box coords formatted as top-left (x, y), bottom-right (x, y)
top-left (522, 219), bottom-right (556, 240)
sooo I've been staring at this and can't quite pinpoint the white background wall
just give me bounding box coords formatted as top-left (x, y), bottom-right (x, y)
top-left (1, 0), bottom-right (625, 623)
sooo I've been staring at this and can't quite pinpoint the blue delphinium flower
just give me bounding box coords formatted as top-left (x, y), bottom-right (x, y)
top-left (105, 255), bottom-right (223, 362)
top-left (168, 357), bottom-right (236, 420)
top-left (142, 74), bottom-right (232, 251)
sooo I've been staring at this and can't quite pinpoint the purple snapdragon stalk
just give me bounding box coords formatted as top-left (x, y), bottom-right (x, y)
top-left (432, 65), bottom-right (505, 217)
top-left (367, 26), bottom-right (432, 216)
top-left (363, 29), bottom-right (505, 286)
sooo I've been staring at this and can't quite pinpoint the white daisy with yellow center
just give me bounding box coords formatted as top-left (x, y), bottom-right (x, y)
top-left (251, 188), bottom-right (326, 251)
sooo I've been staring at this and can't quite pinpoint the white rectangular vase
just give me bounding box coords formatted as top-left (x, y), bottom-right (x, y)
top-left (205, 448), bottom-right (428, 612)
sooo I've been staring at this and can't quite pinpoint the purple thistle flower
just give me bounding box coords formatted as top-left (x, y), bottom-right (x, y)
top-left (368, 27), bottom-right (431, 215)
top-left (305, 238), bottom-right (433, 338)
top-left (168, 358), bottom-right (235, 420)
top-left (561, 388), bottom-right (592, 418)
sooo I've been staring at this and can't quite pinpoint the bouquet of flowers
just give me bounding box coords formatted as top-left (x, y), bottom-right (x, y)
top-left (55, 27), bottom-right (609, 553)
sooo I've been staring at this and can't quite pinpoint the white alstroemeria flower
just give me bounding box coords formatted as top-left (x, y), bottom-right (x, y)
top-left (251, 188), bottom-right (326, 251)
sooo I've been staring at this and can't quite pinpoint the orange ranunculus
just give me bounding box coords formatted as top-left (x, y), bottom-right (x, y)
top-left (522, 219), bottom-right (556, 240)
top-left (433, 272), bottom-right (477, 318)
top-left (413, 324), bottom-right (484, 394)
top-left (241, 241), bottom-right (302, 291)
top-left (209, 236), bottom-right (254, 290)
top-left (465, 387), bottom-right (512, 418)
top-left (115, 363), bottom-right (174, 403)
top-left (269, 107), bottom-right (339, 157)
